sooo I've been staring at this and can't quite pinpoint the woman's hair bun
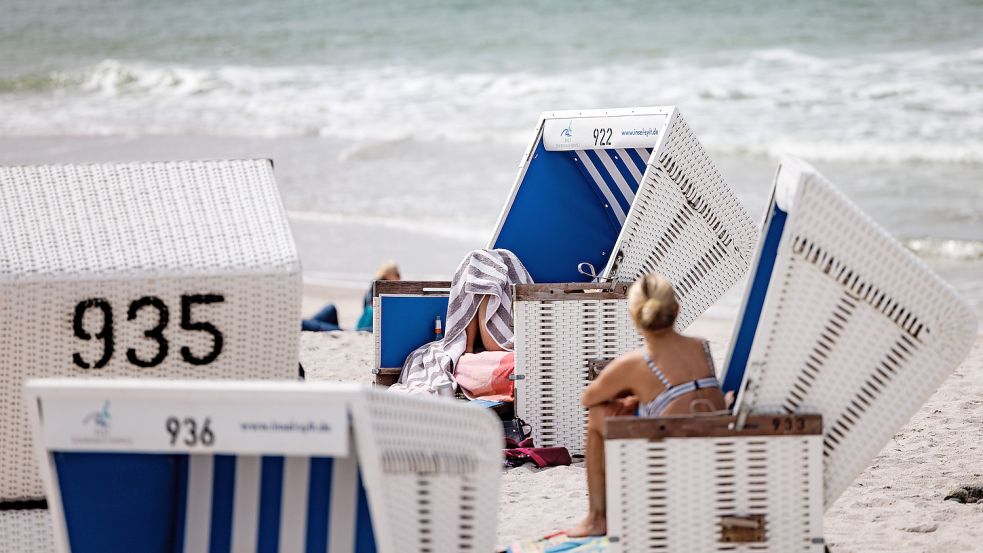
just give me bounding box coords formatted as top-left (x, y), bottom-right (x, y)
top-left (640, 297), bottom-right (662, 328)
top-left (628, 274), bottom-right (678, 331)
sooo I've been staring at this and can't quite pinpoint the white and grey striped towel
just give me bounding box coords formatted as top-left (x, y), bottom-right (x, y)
top-left (390, 249), bottom-right (533, 395)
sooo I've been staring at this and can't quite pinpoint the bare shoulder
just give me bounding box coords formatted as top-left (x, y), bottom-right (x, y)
top-left (604, 350), bottom-right (646, 375)
top-left (681, 334), bottom-right (710, 349)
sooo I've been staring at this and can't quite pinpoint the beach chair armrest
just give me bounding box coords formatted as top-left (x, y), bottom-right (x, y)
top-left (374, 280), bottom-right (452, 296)
top-left (513, 282), bottom-right (629, 301)
top-left (603, 413), bottom-right (822, 440)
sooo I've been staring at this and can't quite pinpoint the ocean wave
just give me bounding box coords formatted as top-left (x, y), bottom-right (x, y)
top-left (286, 210), bottom-right (492, 243)
top-left (903, 238), bottom-right (983, 262)
top-left (723, 140), bottom-right (983, 165)
top-left (1, 49), bottom-right (982, 164)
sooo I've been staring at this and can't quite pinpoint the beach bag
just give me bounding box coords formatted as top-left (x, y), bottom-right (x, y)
top-left (503, 446), bottom-right (572, 469)
top-left (503, 435), bottom-right (572, 468)
top-left (502, 417), bottom-right (532, 443)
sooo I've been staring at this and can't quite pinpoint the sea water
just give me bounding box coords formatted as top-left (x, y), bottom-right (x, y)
top-left (1, 0), bottom-right (981, 322)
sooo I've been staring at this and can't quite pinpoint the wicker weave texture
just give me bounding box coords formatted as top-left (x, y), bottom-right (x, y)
top-left (606, 434), bottom-right (823, 552)
top-left (0, 160), bottom-right (298, 279)
top-left (0, 160), bottom-right (301, 501)
top-left (350, 387), bottom-right (502, 553)
top-left (609, 109), bottom-right (757, 330)
top-left (514, 298), bottom-right (640, 455)
top-left (740, 158), bottom-right (978, 507)
top-left (0, 510), bottom-right (54, 553)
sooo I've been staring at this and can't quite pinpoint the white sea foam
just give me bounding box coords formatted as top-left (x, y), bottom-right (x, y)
top-left (1, 48), bottom-right (982, 164)
top-left (903, 238), bottom-right (983, 261)
top-left (286, 210), bottom-right (491, 243)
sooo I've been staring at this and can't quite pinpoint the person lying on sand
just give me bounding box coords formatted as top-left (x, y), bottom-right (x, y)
top-left (302, 261), bottom-right (400, 332)
top-left (567, 273), bottom-right (726, 537)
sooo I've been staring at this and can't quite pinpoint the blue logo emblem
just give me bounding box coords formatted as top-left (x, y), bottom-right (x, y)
top-left (560, 120), bottom-right (573, 139)
top-left (83, 400), bottom-right (111, 434)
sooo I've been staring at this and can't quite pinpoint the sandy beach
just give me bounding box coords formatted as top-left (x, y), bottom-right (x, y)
top-left (301, 284), bottom-right (983, 552)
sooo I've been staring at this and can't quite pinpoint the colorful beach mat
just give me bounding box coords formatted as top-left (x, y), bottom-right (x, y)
top-left (506, 531), bottom-right (608, 553)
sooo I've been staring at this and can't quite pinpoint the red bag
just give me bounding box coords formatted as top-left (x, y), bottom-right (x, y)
top-left (503, 437), bottom-right (572, 468)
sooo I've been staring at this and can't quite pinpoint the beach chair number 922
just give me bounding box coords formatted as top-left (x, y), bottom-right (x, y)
top-left (72, 295), bottom-right (225, 369)
top-left (593, 127), bottom-right (613, 146)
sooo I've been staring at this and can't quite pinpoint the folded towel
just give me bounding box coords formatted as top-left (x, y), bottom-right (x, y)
top-left (455, 350), bottom-right (515, 401)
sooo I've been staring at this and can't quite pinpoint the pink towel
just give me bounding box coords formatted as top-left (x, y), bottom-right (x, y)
top-left (454, 351), bottom-right (514, 401)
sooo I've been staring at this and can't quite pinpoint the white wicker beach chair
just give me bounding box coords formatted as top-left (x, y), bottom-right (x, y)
top-left (0, 160), bottom-right (301, 552)
top-left (25, 379), bottom-right (502, 553)
top-left (603, 157), bottom-right (977, 552)
top-left (504, 107), bottom-right (756, 454)
top-left (605, 414), bottom-right (825, 552)
top-left (510, 283), bottom-right (637, 454)
top-left (721, 156), bottom-right (977, 506)
top-left (375, 108), bottom-right (756, 455)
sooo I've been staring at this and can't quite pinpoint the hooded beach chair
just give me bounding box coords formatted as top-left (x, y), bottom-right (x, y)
top-left (505, 106), bottom-right (757, 454)
top-left (376, 107), bottom-right (756, 454)
top-left (375, 106), bottom-right (757, 454)
top-left (25, 379), bottom-right (502, 553)
top-left (0, 160), bottom-right (301, 552)
top-left (603, 157), bottom-right (977, 552)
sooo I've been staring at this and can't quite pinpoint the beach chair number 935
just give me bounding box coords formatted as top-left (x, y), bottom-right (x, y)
top-left (72, 294), bottom-right (225, 370)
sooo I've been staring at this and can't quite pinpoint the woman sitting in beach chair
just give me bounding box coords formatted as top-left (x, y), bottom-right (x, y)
top-left (568, 274), bottom-right (726, 537)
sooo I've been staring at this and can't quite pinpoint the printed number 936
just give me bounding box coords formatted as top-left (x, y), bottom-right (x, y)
top-left (166, 416), bottom-right (215, 447)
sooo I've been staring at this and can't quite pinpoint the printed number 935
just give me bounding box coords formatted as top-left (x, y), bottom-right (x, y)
top-left (72, 294), bottom-right (225, 370)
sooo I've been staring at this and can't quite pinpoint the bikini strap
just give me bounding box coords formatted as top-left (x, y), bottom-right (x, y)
top-left (702, 340), bottom-right (716, 374)
top-left (643, 350), bottom-right (672, 388)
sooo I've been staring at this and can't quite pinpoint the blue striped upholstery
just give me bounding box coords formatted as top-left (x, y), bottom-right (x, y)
top-left (571, 148), bottom-right (651, 228)
top-left (54, 452), bottom-right (376, 553)
top-left (492, 142), bottom-right (653, 283)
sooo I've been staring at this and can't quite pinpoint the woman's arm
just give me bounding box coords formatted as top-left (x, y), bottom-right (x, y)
top-left (580, 355), bottom-right (639, 408)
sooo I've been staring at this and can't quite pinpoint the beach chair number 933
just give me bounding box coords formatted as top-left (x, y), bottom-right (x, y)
top-left (71, 294), bottom-right (225, 370)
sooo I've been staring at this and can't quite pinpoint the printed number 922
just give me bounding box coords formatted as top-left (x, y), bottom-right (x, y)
top-left (593, 128), bottom-right (613, 147)
top-left (166, 416), bottom-right (215, 447)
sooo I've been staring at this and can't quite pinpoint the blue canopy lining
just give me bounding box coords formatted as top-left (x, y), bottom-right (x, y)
top-left (379, 295), bottom-right (449, 368)
top-left (721, 202), bottom-right (787, 396)
top-left (492, 141), bottom-right (652, 283)
top-left (54, 452), bottom-right (377, 553)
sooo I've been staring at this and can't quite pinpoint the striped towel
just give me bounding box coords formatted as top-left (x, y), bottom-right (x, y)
top-left (390, 249), bottom-right (533, 395)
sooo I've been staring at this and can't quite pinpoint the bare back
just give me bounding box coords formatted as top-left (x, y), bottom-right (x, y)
top-left (581, 331), bottom-right (726, 415)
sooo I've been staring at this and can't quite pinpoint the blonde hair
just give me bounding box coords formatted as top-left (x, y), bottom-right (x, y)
top-left (627, 274), bottom-right (678, 332)
top-left (375, 261), bottom-right (400, 280)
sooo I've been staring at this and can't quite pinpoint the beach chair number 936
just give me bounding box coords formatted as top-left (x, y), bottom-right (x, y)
top-left (72, 294), bottom-right (225, 370)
